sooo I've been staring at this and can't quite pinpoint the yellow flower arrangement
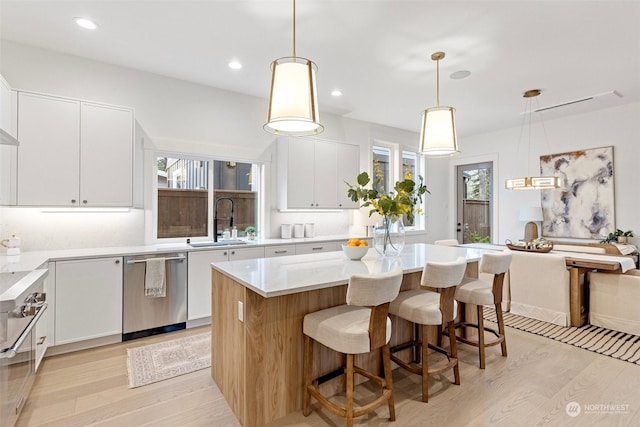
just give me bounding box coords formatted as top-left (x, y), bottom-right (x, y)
top-left (346, 161), bottom-right (429, 225)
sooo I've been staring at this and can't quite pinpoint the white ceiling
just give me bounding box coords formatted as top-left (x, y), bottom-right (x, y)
top-left (1, 1), bottom-right (639, 137)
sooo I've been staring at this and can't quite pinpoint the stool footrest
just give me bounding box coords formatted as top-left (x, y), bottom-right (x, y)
top-left (454, 323), bottom-right (504, 348)
top-left (314, 367), bottom-right (345, 386)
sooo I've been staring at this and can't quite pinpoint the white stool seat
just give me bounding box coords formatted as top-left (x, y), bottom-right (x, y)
top-left (453, 249), bottom-right (512, 369)
top-left (303, 269), bottom-right (403, 425)
top-left (455, 277), bottom-right (494, 306)
top-left (389, 289), bottom-right (458, 325)
top-left (303, 305), bottom-right (393, 355)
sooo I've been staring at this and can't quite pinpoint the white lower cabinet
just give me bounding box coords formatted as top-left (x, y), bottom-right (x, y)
top-left (295, 242), bottom-right (339, 255)
top-left (54, 257), bottom-right (123, 345)
top-left (187, 246), bottom-right (265, 320)
top-left (264, 244), bottom-right (296, 258)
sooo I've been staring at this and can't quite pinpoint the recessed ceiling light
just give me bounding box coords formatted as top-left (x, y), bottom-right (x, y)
top-left (450, 70), bottom-right (471, 80)
top-left (228, 61), bottom-right (242, 70)
top-left (74, 17), bottom-right (98, 30)
top-left (331, 90), bottom-right (342, 97)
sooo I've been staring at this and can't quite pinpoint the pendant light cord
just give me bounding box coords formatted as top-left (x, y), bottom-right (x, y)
top-left (435, 58), bottom-right (440, 107)
top-left (292, 0), bottom-right (296, 59)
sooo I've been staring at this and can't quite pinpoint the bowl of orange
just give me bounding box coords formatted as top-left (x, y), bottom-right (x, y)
top-left (342, 238), bottom-right (369, 260)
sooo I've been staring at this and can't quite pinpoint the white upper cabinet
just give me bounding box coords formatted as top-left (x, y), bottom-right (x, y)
top-left (16, 91), bottom-right (134, 207)
top-left (0, 78), bottom-right (18, 205)
top-left (80, 103), bottom-right (133, 206)
top-left (277, 137), bottom-right (360, 209)
top-left (0, 74), bottom-right (16, 139)
top-left (336, 143), bottom-right (360, 208)
top-left (17, 92), bottom-right (81, 206)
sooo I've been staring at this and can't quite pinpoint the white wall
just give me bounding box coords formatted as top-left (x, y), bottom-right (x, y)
top-left (453, 102), bottom-right (640, 246)
top-left (1, 41), bottom-right (448, 249)
top-left (4, 40), bottom-right (634, 251)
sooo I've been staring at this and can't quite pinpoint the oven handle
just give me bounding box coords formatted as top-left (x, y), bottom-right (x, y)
top-left (0, 302), bottom-right (48, 359)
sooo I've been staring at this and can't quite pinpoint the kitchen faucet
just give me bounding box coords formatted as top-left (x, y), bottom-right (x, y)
top-left (214, 197), bottom-right (234, 242)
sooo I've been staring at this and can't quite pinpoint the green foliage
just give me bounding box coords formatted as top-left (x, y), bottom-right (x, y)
top-left (157, 157), bottom-right (167, 172)
top-left (600, 228), bottom-right (634, 243)
top-left (469, 232), bottom-right (491, 243)
top-left (346, 171), bottom-right (429, 225)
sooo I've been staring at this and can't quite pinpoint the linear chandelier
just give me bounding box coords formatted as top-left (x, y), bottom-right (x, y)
top-left (505, 89), bottom-right (560, 190)
top-left (264, 0), bottom-right (324, 136)
top-left (419, 51), bottom-right (459, 157)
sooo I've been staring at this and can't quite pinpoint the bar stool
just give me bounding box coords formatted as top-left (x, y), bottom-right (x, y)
top-left (302, 269), bottom-right (403, 426)
top-left (389, 257), bottom-right (467, 402)
top-left (453, 250), bottom-right (512, 369)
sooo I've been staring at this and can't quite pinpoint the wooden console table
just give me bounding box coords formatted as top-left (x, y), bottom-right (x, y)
top-left (562, 253), bottom-right (635, 326)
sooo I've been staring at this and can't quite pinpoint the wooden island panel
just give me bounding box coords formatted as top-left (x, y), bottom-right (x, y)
top-left (212, 259), bottom-right (479, 427)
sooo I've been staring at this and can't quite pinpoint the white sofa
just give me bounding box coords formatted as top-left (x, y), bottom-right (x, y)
top-left (589, 269), bottom-right (640, 335)
top-left (508, 251), bottom-right (571, 326)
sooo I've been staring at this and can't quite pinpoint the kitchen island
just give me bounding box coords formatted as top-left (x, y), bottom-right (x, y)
top-left (210, 243), bottom-right (488, 427)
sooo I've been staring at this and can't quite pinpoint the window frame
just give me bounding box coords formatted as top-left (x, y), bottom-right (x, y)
top-left (371, 140), bottom-right (426, 231)
top-left (151, 152), bottom-right (262, 244)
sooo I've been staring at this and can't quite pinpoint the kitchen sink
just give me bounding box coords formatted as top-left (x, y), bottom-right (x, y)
top-left (189, 240), bottom-right (249, 248)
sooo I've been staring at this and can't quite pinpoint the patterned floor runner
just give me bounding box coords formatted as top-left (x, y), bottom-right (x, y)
top-left (484, 309), bottom-right (640, 365)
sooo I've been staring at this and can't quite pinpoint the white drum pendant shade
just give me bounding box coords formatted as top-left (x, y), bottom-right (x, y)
top-left (419, 106), bottom-right (459, 156)
top-left (264, 57), bottom-right (324, 136)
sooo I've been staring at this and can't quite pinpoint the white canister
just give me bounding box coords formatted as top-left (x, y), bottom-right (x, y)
top-left (1, 235), bottom-right (21, 256)
top-left (304, 223), bottom-right (315, 238)
top-left (293, 224), bottom-right (304, 238)
top-left (281, 224), bottom-right (292, 239)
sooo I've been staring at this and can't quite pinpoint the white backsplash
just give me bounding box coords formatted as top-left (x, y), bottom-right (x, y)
top-left (268, 210), bottom-right (351, 239)
top-left (0, 207), bottom-right (145, 251)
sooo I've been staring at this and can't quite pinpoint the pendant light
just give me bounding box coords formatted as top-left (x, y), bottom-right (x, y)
top-left (505, 89), bottom-right (560, 190)
top-left (264, 0), bottom-right (324, 136)
top-left (419, 52), bottom-right (459, 157)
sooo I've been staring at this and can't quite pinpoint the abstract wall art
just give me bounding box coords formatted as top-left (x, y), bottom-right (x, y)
top-left (540, 146), bottom-right (615, 239)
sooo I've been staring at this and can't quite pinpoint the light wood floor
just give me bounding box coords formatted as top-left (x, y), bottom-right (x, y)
top-left (17, 325), bottom-right (640, 427)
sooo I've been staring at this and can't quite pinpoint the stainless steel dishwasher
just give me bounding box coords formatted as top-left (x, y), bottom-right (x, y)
top-left (122, 252), bottom-right (187, 341)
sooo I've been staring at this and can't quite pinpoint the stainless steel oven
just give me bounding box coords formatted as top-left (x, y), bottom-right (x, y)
top-left (1, 270), bottom-right (47, 427)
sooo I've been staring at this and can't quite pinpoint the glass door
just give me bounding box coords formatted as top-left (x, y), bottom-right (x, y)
top-left (456, 162), bottom-right (493, 244)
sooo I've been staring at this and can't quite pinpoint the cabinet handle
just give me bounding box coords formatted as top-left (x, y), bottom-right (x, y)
top-left (115, 259), bottom-right (120, 264)
top-left (83, 200), bottom-right (88, 204)
top-left (223, 251), bottom-right (228, 256)
top-left (231, 251), bottom-right (235, 255)
top-left (310, 203), bottom-right (314, 207)
top-left (71, 199), bottom-right (76, 204)
top-left (37, 336), bottom-right (46, 345)
top-left (311, 247), bottom-right (324, 251)
top-left (315, 204), bottom-right (319, 207)
top-left (274, 250), bottom-right (287, 254)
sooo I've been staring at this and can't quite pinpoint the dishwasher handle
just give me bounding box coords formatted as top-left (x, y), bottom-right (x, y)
top-left (126, 255), bottom-right (186, 265)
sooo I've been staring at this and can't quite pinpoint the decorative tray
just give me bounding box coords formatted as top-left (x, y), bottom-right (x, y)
top-left (505, 239), bottom-right (554, 253)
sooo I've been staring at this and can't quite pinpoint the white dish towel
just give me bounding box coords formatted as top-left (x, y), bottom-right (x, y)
top-left (145, 258), bottom-right (166, 297)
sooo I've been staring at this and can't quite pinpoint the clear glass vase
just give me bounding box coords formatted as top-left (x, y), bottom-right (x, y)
top-left (373, 216), bottom-right (405, 257)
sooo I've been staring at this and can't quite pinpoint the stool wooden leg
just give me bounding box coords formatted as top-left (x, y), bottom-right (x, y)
top-left (477, 305), bottom-right (486, 369)
top-left (496, 303), bottom-right (508, 357)
top-left (421, 324), bottom-right (429, 403)
top-left (382, 344), bottom-right (396, 421)
top-left (448, 320), bottom-right (460, 385)
top-left (303, 335), bottom-right (313, 416)
top-left (346, 354), bottom-right (354, 427)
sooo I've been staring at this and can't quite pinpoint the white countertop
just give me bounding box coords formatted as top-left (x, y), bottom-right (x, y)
top-left (0, 234), bottom-right (363, 273)
top-left (211, 243), bottom-right (488, 298)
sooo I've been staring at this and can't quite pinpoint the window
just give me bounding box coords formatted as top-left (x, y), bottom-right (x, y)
top-left (372, 143), bottom-right (425, 229)
top-left (155, 156), bottom-right (260, 241)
